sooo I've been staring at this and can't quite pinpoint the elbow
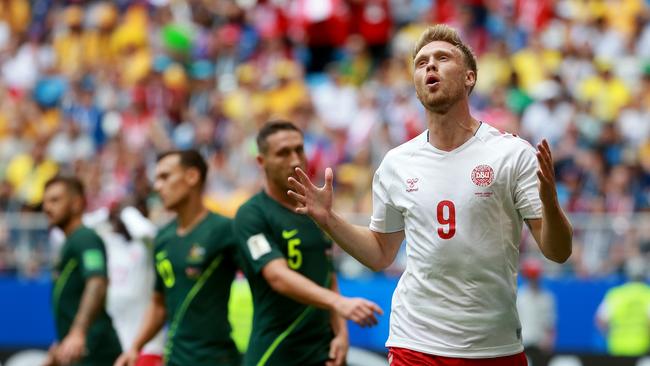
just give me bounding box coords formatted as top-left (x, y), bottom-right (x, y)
top-left (550, 251), bottom-right (571, 264)
top-left (546, 246), bottom-right (572, 264)
top-left (265, 271), bottom-right (289, 294)
top-left (367, 257), bottom-right (392, 272)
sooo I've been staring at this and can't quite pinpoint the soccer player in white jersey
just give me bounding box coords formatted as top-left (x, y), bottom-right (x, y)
top-left (287, 24), bottom-right (572, 366)
top-left (104, 205), bottom-right (165, 366)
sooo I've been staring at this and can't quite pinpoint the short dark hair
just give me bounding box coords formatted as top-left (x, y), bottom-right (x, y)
top-left (44, 175), bottom-right (85, 198)
top-left (256, 120), bottom-right (303, 154)
top-left (157, 149), bottom-right (208, 185)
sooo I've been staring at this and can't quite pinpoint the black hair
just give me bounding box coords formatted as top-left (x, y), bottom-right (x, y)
top-left (256, 120), bottom-right (303, 154)
top-left (157, 149), bottom-right (208, 186)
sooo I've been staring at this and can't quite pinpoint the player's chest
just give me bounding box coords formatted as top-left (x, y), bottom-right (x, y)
top-left (391, 153), bottom-right (513, 213)
top-left (155, 236), bottom-right (220, 285)
top-left (267, 215), bottom-right (332, 270)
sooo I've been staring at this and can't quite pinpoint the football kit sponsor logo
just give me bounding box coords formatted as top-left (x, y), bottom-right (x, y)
top-left (282, 229), bottom-right (298, 239)
top-left (406, 178), bottom-right (419, 192)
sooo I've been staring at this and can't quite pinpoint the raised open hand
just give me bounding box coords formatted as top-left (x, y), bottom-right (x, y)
top-left (288, 167), bottom-right (334, 226)
top-left (536, 139), bottom-right (558, 205)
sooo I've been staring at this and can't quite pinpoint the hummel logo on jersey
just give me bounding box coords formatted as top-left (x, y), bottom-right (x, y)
top-left (282, 229), bottom-right (298, 239)
top-left (406, 178), bottom-right (419, 192)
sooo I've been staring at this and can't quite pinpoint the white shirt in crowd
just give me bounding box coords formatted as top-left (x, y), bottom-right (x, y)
top-left (370, 123), bottom-right (543, 358)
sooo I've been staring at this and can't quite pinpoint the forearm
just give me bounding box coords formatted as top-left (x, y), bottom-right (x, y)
top-left (266, 261), bottom-right (341, 311)
top-left (540, 201), bottom-right (573, 263)
top-left (70, 277), bottom-right (107, 336)
top-left (321, 212), bottom-right (397, 271)
top-left (131, 296), bottom-right (166, 351)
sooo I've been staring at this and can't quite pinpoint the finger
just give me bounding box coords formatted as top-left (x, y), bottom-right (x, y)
top-left (325, 167), bottom-right (334, 189)
top-left (336, 350), bottom-right (346, 366)
top-left (536, 151), bottom-right (553, 177)
top-left (538, 142), bottom-right (554, 171)
top-left (542, 139), bottom-right (552, 160)
top-left (287, 177), bottom-right (306, 194)
top-left (537, 170), bottom-right (550, 186)
top-left (369, 301), bottom-right (384, 315)
top-left (295, 167), bottom-right (318, 190)
top-left (357, 308), bottom-right (377, 326)
top-left (295, 204), bottom-right (309, 214)
top-left (287, 190), bottom-right (306, 203)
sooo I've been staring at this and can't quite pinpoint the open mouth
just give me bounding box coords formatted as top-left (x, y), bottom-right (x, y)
top-left (426, 74), bottom-right (440, 87)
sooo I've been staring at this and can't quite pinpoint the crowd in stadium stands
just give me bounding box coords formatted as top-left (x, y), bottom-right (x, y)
top-left (0, 0), bottom-right (649, 279)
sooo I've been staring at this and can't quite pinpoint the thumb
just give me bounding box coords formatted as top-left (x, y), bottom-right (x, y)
top-left (325, 167), bottom-right (334, 189)
top-left (329, 342), bottom-right (338, 359)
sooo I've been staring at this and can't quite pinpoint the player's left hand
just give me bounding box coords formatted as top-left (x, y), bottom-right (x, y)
top-left (536, 139), bottom-right (558, 205)
top-left (326, 333), bottom-right (349, 366)
top-left (56, 328), bottom-right (86, 365)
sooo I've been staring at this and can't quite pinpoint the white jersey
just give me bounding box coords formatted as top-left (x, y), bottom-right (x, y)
top-left (370, 123), bottom-right (542, 358)
top-left (103, 208), bottom-right (165, 355)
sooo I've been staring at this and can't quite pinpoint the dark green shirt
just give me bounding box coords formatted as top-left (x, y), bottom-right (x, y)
top-left (154, 212), bottom-right (240, 366)
top-left (52, 226), bottom-right (121, 366)
top-left (234, 191), bottom-right (334, 366)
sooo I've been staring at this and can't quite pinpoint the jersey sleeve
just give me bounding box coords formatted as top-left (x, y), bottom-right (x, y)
top-left (513, 145), bottom-right (543, 219)
top-left (234, 203), bottom-right (284, 274)
top-left (369, 157), bottom-right (404, 233)
top-left (77, 229), bottom-right (108, 279)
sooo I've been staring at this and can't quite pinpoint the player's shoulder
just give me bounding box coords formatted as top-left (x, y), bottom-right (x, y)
top-left (70, 225), bottom-right (103, 244)
top-left (235, 191), bottom-right (266, 218)
top-left (381, 131), bottom-right (428, 166)
top-left (478, 123), bottom-right (535, 153)
top-left (205, 211), bottom-right (235, 236)
top-left (154, 219), bottom-right (177, 248)
top-left (206, 211), bottom-right (233, 225)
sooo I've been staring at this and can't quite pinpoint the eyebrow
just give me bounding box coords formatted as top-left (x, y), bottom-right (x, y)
top-left (414, 48), bottom-right (457, 64)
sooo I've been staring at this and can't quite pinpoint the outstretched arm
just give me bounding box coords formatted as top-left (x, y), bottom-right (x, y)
top-left (262, 258), bottom-right (383, 327)
top-left (526, 139), bottom-right (573, 263)
top-left (288, 167), bottom-right (404, 271)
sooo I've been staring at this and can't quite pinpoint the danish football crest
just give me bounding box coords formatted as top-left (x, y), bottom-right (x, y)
top-left (471, 165), bottom-right (494, 187)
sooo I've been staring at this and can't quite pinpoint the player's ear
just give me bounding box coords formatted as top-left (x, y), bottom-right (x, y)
top-left (72, 194), bottom-right (85, 215)
top-left (185, 167), bottom-right (201, 188)
top-left (465, 69), bottom-right (476, 91)
top-left (256, 154), bottom-right (264, 168)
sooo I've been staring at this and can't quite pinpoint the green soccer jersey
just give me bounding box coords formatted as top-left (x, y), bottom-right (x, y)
top-left (153, 212), bottom-right (240, 366)
top-left (52, 225), bottom-right (121, 366)
top-left (234, 190), bottom-right (334, 366)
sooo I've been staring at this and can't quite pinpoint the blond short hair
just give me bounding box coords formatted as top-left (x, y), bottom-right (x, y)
top-left (412, 24), bottom-right (478, 93)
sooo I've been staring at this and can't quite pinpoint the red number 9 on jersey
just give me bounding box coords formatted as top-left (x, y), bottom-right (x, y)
top-left (436, 200), bottom-right (456, 239)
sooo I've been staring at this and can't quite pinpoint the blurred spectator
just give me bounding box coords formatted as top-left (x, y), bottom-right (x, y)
top-left (5, 141), bottom-right (58, 208)
top-left (596, 257), bottom-right (650, 356)
top-left (517, 258), bottom-right (556, 366)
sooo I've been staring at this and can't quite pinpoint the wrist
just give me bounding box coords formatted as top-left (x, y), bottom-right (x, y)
top-left (68, 326), bottom-right (86, 339)
top-left (328, 293), bottom-right (343, 312)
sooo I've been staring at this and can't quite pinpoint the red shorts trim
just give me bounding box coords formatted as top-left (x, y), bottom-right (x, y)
top-left (136, 354), bottom-right (163, 366)
top-left (388, 347), bottom-right (528, 366)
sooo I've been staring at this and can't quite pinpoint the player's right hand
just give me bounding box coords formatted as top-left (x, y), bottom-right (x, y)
top-left (288, 167), bottom-right (334, 226)
top-left (333, 296), bottom-right (383, 327)
top-left (113, 349), bottom-right (139, 366)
